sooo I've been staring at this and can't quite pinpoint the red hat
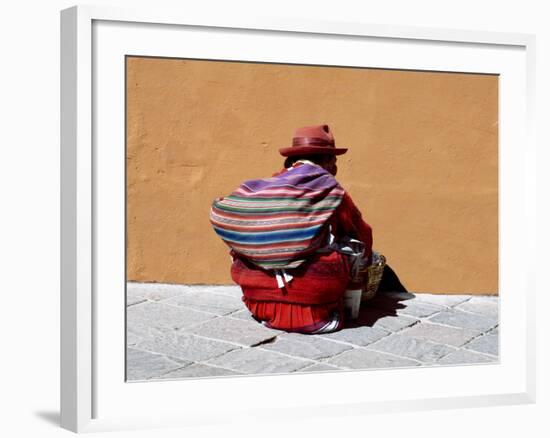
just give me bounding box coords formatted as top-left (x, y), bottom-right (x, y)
top-left (279, 124), bottom-right (348, 157)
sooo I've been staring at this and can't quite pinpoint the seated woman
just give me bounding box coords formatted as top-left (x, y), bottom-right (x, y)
top-left (210, 124), bottom-right (392, 334)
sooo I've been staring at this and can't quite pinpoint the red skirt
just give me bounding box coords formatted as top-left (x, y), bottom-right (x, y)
top-left (242, 297), bottom-right (345, 333)
top-left (231, 251), bottom-right (350, 333)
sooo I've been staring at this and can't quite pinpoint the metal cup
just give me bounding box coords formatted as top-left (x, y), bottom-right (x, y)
top-left (344, 288), bottom-right (362, 319)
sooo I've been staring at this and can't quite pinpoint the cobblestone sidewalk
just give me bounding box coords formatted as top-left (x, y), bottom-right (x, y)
top-left (126, 283), bottom-right (499, 381)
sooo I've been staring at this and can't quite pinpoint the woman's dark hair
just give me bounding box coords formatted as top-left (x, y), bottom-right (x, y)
top-left (283, 154), bottom-right (333, 169)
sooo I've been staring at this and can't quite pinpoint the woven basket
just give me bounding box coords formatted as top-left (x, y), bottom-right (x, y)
top-left (361, 253), bottom-right (386, 301)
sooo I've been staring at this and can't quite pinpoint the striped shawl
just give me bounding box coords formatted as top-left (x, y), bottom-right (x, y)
top-left (210, 163), bottom-right (345, 270)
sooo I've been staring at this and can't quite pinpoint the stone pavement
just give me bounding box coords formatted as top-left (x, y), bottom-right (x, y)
top-left (126, 282), bottom-right (499, 381)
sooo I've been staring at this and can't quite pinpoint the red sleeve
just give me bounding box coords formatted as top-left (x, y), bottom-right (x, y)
top-left (330, 192), bottom-right (373, 260)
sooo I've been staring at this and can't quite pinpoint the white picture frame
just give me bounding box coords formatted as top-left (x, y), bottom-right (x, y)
top-left (60, 4), bottom-right (536, 433)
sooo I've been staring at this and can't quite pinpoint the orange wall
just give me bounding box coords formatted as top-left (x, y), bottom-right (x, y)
top-left (126, 57), bottom-right (498, 294)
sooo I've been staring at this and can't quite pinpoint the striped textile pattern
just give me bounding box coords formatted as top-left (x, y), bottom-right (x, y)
top-left (210, 163), bottom-right (345, 270)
